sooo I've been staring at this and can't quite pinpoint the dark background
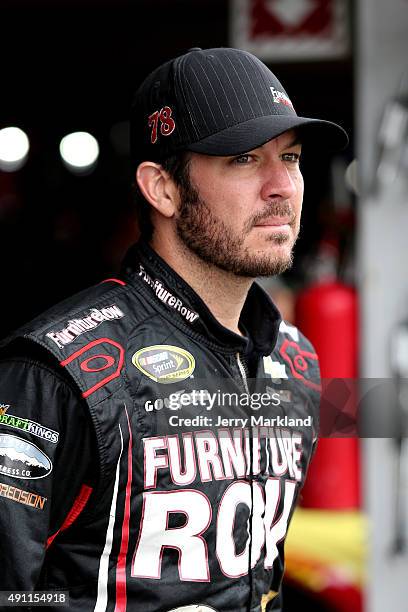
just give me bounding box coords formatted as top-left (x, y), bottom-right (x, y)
top-left (0, 0), bottom-right (354, 339)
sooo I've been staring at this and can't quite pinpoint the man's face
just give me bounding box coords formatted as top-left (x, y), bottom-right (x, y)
top-left (175, 130), bottom-right (304, 277)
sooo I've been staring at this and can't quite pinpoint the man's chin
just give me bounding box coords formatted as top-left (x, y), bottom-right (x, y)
top-left (252, 255), bottom-right (294, 277)
top-left (231, 249), bottom-right (294, 278)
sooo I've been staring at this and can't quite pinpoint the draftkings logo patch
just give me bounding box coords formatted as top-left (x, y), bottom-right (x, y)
top-left (0, 407), bottom-right (59, 444)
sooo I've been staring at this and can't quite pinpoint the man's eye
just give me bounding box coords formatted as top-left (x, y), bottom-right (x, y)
top-left (282, 152), bottom-right (301, 163)
top-left (233, 154), bottom-right (251, 164)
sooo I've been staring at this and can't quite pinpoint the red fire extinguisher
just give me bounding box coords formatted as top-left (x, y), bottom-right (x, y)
top-left (295, 243), bottom-right (360, 509)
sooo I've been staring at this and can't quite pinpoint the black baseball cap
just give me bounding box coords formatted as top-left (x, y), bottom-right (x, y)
top-left (130, 47), bottom-right (348, 165)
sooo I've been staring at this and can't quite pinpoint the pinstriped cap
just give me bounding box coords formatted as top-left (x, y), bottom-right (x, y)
top-left (130, 47), bottom-right (348, 164)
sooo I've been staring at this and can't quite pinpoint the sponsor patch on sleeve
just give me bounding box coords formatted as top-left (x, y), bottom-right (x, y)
top-left (0, 405), bottom-right (59, 444)
top-left (0, 433), bottom-right (53, 480)
top-left (0, 480), bottom-right (47, 510)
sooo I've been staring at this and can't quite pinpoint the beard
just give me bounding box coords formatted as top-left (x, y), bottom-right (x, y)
top-left (175, 171), bottom-right (298, 278)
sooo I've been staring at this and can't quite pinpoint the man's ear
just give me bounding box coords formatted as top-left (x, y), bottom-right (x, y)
top-left (136, 162), bottom-right (178, 219)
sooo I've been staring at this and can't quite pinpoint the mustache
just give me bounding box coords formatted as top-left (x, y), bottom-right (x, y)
top-left (246, 201), bottom-right (296, 230)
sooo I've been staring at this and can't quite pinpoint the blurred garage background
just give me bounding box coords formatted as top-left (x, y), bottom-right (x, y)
top-left (0, 0), bottom-right (407, 610)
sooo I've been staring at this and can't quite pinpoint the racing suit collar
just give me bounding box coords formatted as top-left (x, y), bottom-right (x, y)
top-left (122, 240), bottom-right (282, 356)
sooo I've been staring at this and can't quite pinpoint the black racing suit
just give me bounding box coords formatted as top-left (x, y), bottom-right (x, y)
top-left (0, 241), bottom-right (320, 611)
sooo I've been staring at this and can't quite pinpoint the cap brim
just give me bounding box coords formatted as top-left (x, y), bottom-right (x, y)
top-left (186, 114), bottom-right (348, 156)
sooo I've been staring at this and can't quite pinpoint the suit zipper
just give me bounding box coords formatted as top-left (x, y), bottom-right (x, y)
top-left (236, 352), bottom-right (250, 394)
top-left (237, 351), bottom-right (256, 603)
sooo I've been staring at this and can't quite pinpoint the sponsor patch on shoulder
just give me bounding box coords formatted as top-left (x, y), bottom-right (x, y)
top-left (132, 345), bottom-right (195, 384)
top-left (46, 304), bottom-right (125, 349)
top-left (0, 433), bottom-right (53, 480)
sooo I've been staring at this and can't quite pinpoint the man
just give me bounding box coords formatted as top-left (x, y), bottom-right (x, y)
top-left (0, 48), bottom-right (347, 611)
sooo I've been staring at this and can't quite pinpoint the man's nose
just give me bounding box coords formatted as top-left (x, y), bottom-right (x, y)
top-left (260, 161), bottom-right (298, 201)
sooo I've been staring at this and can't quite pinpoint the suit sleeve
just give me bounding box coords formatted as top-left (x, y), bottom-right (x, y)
top-left (0, 353), bottom-right (96, 589)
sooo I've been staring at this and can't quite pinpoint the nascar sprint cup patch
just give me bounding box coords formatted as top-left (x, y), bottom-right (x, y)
top-left (132, 345), bottom-right (195, 384)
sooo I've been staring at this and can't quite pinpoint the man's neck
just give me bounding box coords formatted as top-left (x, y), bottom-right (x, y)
top-left (150, 233), bottom-right (253, 336)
